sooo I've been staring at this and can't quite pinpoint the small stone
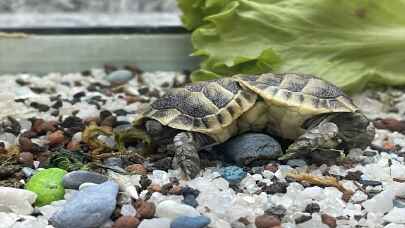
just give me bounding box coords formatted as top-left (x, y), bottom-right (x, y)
top-left (104, 157), bottom-right (123, 168)
top-left (138, 218), bottom-right (171, 228)
top-left (182, 194), bottom-right (199, 208)
top-left (393, 198), bottom-right (405, 208)
top-left (156, 200), bottom-right (200, 220)
top-left (22, 167), bottom-right (36, 178)
top-left (321, 214), bottom-right (337, 228)
top-left (363, 150), bottom-right (377, 157)
top-left (181, 186), bottom-right (200, 197)
top-left (265, 205), bottom-right (287, 219)
top-left (160, 183), bottom-right (173, 195)
top-left (264, 182), bottom-right (288, 194)
top-left (383, 207), bottom-right (405, 224)
top-left (19, 152), bottom-right (34, 166)
top-left (148, 184), bottom-right (161, 192)
top-left (25, 168), bottom-right (66, 206)
top-left (61, 116), bottom-right (84, 133)
top-left (264, 163), bottom-right (279, 173)
top-left (18, 136), bottom-right (33, 151)
top-left (135, 200), bottom-right (156, 219)
top-left (170, 216), bottom-right (211, 228)
top-left (101, 115), bottom-right (117, 127)
top-left (255, 214), bottom-right (281, 228)
top-left (219, 166), bottom-right (247, 184)
top-left (113, 216), bottom-right (140, 228)
top-left (0, 187), bottom-right (37, 215)
top-left (67, 140), bottom-right (80, 151)
top-left (169, 185), bottom-right (182, 195)
top-left (219, 133), bottom-right (282, 166)
top-left (48, 130), bottom-right (65, 145)
top-left (345, 170), bottom-right (363, 181)
top-left (140, 175), bottom-right (152, 190)
top-left (105, 70), bottom-right (134, 85)
top-left (391, 164), bottom-right (405, 179)
top-left (127, 164), bottom-right (147, 175)
top-left (305, 203), bottom-right (321, 214)
top-left (262, 170), bottom-right (274, 180)
top-left (50, 181), bottom-right (119, 228)
top-left (121, 203), bottom-right (137, 217)
top-left (63, 170), bottom-right (108, 189)
top-left (363, 190), bottom-right (395, 214)
top-left (351, 191), bottom-right (368, 203)
top-left (295, 215), bottom-right (312, 224)
top-left (32, 119), bottom-right (56, 134)
top-left (38, 201), bottom-right (66, 220)
top-left (287, 159), bottom-right (307, 167)
top-left (359, 179), bottom-right (382, 187)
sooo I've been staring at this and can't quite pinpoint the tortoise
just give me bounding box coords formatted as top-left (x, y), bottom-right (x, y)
top-left (132, 73), bottom-right (375, 178)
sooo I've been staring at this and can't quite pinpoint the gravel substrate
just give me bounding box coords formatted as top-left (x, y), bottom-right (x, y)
top-left (1, 68), bottom-right (405, 228)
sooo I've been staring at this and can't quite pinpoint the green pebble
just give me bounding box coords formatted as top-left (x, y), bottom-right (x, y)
top-left (26, 168), bottom-right (67, 206)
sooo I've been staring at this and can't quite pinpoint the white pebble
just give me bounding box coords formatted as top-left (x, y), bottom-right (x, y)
top-left (0, 187), bottom-right (37, 215)
top-left (383, 207), bottom-right (405, 224)
top-left (155, 200), bottom-right (200, 220)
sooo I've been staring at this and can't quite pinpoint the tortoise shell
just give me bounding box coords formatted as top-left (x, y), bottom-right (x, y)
top-left (234, 73), bottom-right (358, 139)
top-left (139, 73), bottom-right (358, 142)
top-left (141, 78), bottom-right (257, 136)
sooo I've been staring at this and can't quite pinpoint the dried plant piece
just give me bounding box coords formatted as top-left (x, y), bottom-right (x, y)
top-left (287, 172), bottom-right (353, 196)
top-left (82, 121), bottom-right (114, 159)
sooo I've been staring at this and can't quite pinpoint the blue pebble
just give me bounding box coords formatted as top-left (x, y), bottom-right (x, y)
top-left (219, 166), bottom-right (246, 184)
top-left (170, 216), bottom-right (211, 228)
top-left (182, 194), bottom-right (199, 208)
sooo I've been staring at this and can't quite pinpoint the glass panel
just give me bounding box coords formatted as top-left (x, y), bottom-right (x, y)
top-left (0, 0), bottom-right (180, 28)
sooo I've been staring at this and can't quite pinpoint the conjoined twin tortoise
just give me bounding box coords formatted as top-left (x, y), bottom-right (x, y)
top-left (133, 73), bottom-right (375, 178)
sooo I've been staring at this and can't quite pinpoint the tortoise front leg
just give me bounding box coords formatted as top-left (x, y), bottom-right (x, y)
top-left (172, 132), bottom-right (212, 179)
top-left (279, 121), bottom-right (342, 160)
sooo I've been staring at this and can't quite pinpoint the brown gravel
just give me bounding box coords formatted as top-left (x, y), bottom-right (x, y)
top-left (67, 140), bottom-right (81, 151)
top-left (134, 200), bottom-right (156, 219)
top-left (112, 216), bottom-right (140, 228)
top-left (168, 185), bottom-right (182, 195)
top-left (321, 214), bottom-right (337, 228)
top-left (147, 184), bottom-right (161, 193)
top-left (18, 152), bottom-right (34, 166)
top-left (255, 215), bottom-right (281, 228)
top-left (18, 137), bottom-right (33, 151)
top-left (48, 130), bottom-right (65, 145)
top-left (374, 118), bottom-right (405, 133)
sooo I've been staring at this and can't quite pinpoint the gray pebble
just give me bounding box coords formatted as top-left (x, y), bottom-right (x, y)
top-left (63, 170), bottom-right (108, 189)
top-left (363, 150), bottom-right (377, 157)
top-left (219, 133), bottom-right (282, 166)
top-left (182, 194), bottom-right (199, 208)
top-left (287, 159), bottom-right (307, 167)
top-left (104, 70), bottom-right (133, 85)
top-left (103, 157), bottom-right (123, 168)
top-left (22, 167), bottom-right (36, 178)
top-left (50, 181), bottom-right (119, 228)
top-left (265, 205), bottom-right (287, 218)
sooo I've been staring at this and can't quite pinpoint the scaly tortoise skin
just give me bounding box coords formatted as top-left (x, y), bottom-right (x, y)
top-left (133, 73), bottom-right (375, 178)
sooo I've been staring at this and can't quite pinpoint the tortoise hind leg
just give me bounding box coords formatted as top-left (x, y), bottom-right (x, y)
top-left (172, 132), bottom-right (213, 179)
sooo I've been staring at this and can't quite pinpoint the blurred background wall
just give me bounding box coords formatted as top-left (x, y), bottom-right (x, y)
top-left (0, 0), bottom-right (180, 27)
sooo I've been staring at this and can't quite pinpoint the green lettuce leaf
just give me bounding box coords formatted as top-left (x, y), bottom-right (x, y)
top-left (178, 0), bottom-right (405, 93)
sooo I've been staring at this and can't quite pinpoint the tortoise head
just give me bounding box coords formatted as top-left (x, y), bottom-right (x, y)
top-left (331, 111), bottom-right (375, 150)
